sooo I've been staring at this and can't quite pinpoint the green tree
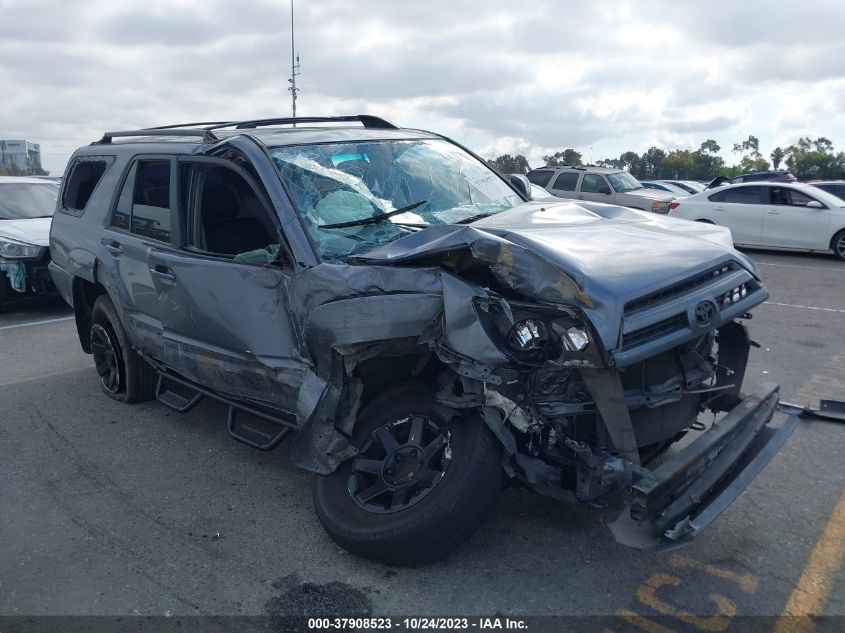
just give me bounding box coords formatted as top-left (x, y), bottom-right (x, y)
top-left (489, 154), bottom-right (531, 174)
top-left (619, 151), bottom-right (641, 176)
top-left (770, 147), bottom-right (785, 170)
top-left (640, 147), bottom-right (667, 179)
top-left (700, 139), bottom-right (721, 155)
top-left (784, 137), bottom-right (845, 180)
top-left (543, 149), bottom-right (582, 166)
top-left (731, 135), bottom-right (769, 173)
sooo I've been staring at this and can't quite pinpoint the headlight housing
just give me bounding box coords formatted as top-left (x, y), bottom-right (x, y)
top-left (0, 237), bottom-right (45, 260)
top-left (475, 298), bottom-right (595, 365)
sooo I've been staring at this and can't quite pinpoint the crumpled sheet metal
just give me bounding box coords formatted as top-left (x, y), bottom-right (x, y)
top-left (352, 225), bottom-right (592, 308)
top-left (287, 262), bottom-right (511, 472)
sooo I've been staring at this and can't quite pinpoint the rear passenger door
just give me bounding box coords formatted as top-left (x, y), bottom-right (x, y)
top-left (147, 157), bottom-right (305, 413)
top-left (104, 157), bottom-right (176, 353)
top-left (709, 185), bottom-right (765, 245)
top-left (547, 171), bottom-right (580, 199)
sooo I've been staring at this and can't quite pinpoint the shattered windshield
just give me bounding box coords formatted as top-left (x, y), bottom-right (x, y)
top-left (607, 172), bottom-right (643, 193)
top-left (271, 139), bottom-right (523, 262)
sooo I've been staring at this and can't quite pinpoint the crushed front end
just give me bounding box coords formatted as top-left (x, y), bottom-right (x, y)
top-left (422, 253), bottom-right (794, 550)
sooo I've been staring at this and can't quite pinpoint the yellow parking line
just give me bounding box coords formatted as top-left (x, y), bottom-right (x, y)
top-left (773, 490), bottom-right (845, 633)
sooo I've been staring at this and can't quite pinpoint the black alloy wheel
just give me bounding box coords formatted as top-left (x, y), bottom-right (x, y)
top-left (91, 322), bottom-right (123, 394)
top-left (348, 414), bottom-right (451, 514)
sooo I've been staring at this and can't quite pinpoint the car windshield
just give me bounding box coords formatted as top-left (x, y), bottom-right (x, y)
top-left (606, 171), bottom-right (643, 193)
top-left (0, 183), bottom-right (59, 219)
top-left (271, 139), bottom-right (522, 262)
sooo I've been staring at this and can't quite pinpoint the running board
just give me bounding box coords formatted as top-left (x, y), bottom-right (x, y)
top-left (227, 406), bottom-right (292, 451)
top-left (156, 375), bottom-right (203, 413)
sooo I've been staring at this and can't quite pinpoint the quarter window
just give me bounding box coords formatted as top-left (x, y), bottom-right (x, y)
top-left (551, 172), bottom-right (579, 191)
top-left (527, 170), bottom-right (553, 187)
top-left (62, 158), bottom-right (112, 214)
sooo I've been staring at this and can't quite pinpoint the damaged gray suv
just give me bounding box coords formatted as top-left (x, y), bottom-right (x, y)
top-left (50, 116), bottom-right (794, 565)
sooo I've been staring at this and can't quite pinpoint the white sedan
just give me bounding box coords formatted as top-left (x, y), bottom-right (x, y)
top-left (668, 182), bottom-right (845, 261)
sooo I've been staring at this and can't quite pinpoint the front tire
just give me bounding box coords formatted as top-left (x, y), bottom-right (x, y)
top-left (832, 229), bottom-right (845, 262)
top-left (313, 383), bottom-right (502, 566)
top-left (90, 295), bottom-right (157, 403)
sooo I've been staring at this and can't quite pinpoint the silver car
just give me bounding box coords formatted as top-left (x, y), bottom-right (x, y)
top-left (527, 166), bottom-right (676, 213)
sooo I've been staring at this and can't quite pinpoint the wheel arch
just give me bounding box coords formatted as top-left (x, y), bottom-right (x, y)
top-left (72, 274), bottom-right (108, 353)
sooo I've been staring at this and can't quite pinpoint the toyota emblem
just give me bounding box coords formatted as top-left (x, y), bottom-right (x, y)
top-left (694, 300), bottom-right (717, 327)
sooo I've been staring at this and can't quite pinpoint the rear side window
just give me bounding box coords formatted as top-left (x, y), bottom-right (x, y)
top-left (111, 159), bottom-right (172, 242)
top-left (722, 186), bottom-right (763, 204)
top-left (527, 170), bottom-right (553, 187)
top-left (551, 172), bottom-right (579, 191)
top-left (61, 157), bottom-right (113, 215)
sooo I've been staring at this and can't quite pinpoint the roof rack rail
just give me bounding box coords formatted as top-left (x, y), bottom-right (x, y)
top-left (97, 129), bottom-right (220, 144)
top-left (205, 114), bottom-right (398, 131)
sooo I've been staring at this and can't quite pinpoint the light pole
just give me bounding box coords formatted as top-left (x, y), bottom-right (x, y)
top-left (288, 0), bottom-right (301, 123)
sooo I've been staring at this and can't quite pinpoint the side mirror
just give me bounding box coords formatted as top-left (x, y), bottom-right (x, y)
top-left (599, 186), bottom-right (612, 195)
top-left (507, 174), bottom-right (531, 198)
top-left (806, 200), bottom-right (825, 209)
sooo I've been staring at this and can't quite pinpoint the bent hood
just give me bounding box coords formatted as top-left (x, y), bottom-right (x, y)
top-left (0, 217), bottom-right (52, 247)
top-left (354, 200), bottom-right (759, 351)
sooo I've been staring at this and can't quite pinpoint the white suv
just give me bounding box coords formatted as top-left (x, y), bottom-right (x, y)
top-left (527, 166), bottom-right (676, 213)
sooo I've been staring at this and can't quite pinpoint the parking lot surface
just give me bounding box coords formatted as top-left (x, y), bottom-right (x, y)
top-left (1, 251), bottom-right (843, 628)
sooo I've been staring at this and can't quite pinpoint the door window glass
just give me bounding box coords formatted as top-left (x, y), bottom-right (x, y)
top-left (110, 160), bottom-right (172, 242)
top-left (580, 174), bottom-right (607, 193)
top-left (184, 163), bottom-right (277, 259)
top-left (722, 186), bottom-right (762, 204)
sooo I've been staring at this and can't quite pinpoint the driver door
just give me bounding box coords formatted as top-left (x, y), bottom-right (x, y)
top-left (148, 157), bottom-right (305, 413)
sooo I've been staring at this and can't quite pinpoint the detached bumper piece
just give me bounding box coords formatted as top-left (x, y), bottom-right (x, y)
top-left (612, 383), bottom-right (797, 550)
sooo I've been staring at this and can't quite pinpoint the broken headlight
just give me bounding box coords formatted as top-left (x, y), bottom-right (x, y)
top-left (0, 237), bottom-right (44, 260)
top-left (475, 298), bottom-right (593, 365)
top-left (508, 319), bottom-right (550, 351)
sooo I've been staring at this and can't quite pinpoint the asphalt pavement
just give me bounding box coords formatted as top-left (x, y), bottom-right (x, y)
top-left (1, 250), bottom-right (843, 629)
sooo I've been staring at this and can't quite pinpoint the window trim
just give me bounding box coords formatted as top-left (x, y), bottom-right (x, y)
top-left (106, 155), bottom-right (177, 246)
top-left (175, 155), bottom-right (295, 271)
top-left (60, 155), bottom-right (115, 217)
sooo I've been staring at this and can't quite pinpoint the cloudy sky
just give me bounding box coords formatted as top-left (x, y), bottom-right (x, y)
top-left (2, 0), bottom-right (844, 175)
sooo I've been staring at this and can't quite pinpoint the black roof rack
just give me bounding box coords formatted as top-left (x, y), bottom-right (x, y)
top-left (207, 115), bottom-right (398, 131)
top-left (97, 129), bottom-right (220, 144)
top-left (95, 114), bottom-right (398, 145)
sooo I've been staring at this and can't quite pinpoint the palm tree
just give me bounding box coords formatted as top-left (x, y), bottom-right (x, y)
top-left (771, 147), bottom-right (785, 170)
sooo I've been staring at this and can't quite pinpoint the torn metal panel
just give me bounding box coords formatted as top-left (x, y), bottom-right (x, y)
top-left (0, 261), bottom-right (27, 292)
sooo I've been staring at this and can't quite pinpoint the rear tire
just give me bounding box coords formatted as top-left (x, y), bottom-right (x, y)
top-left (90, 295), bottom-right (157, 403)
top-left (313, 382), bottom-right (502, 566)
top-left (832, 229), bottom-right (845, 261)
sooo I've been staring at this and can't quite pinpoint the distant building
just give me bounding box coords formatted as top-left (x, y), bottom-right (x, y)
top-left (0, 140), bottom-right (43, 175)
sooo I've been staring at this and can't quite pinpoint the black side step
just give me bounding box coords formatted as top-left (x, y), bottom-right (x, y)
top-left (156, 375), bottom-right (204, 413)
top-left (227, 406), bottom-right (292, 451)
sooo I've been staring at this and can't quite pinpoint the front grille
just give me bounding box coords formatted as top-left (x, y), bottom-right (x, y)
top-left (625, 262), bottom-right (738, 315)
top-left (622, 313), bottom-right (688, 350)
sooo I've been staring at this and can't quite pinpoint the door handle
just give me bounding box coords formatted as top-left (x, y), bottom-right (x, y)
top-left (767, 209), bottom-right (780, 214)
top-left (151, 264), bottom-right (176, 282)
top-left (577, 195), bottom-right (585, 199)
top-left (713, 207), bottom-right (725, 212)
top-left (101, 238), bottom-right (122, 256)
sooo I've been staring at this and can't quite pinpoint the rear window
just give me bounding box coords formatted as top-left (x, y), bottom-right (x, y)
top-left (527, 170), bottom-right (554, 187)
top-left (0, 182), bottom-right (59, 219)
top-left (62, 157), bottom-right (113, 215)
top-left (551, 172), bottom-right (579, 191)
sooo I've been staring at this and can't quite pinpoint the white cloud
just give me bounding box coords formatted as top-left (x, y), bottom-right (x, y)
top-left (1, 0), bottom-right (844, 175)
